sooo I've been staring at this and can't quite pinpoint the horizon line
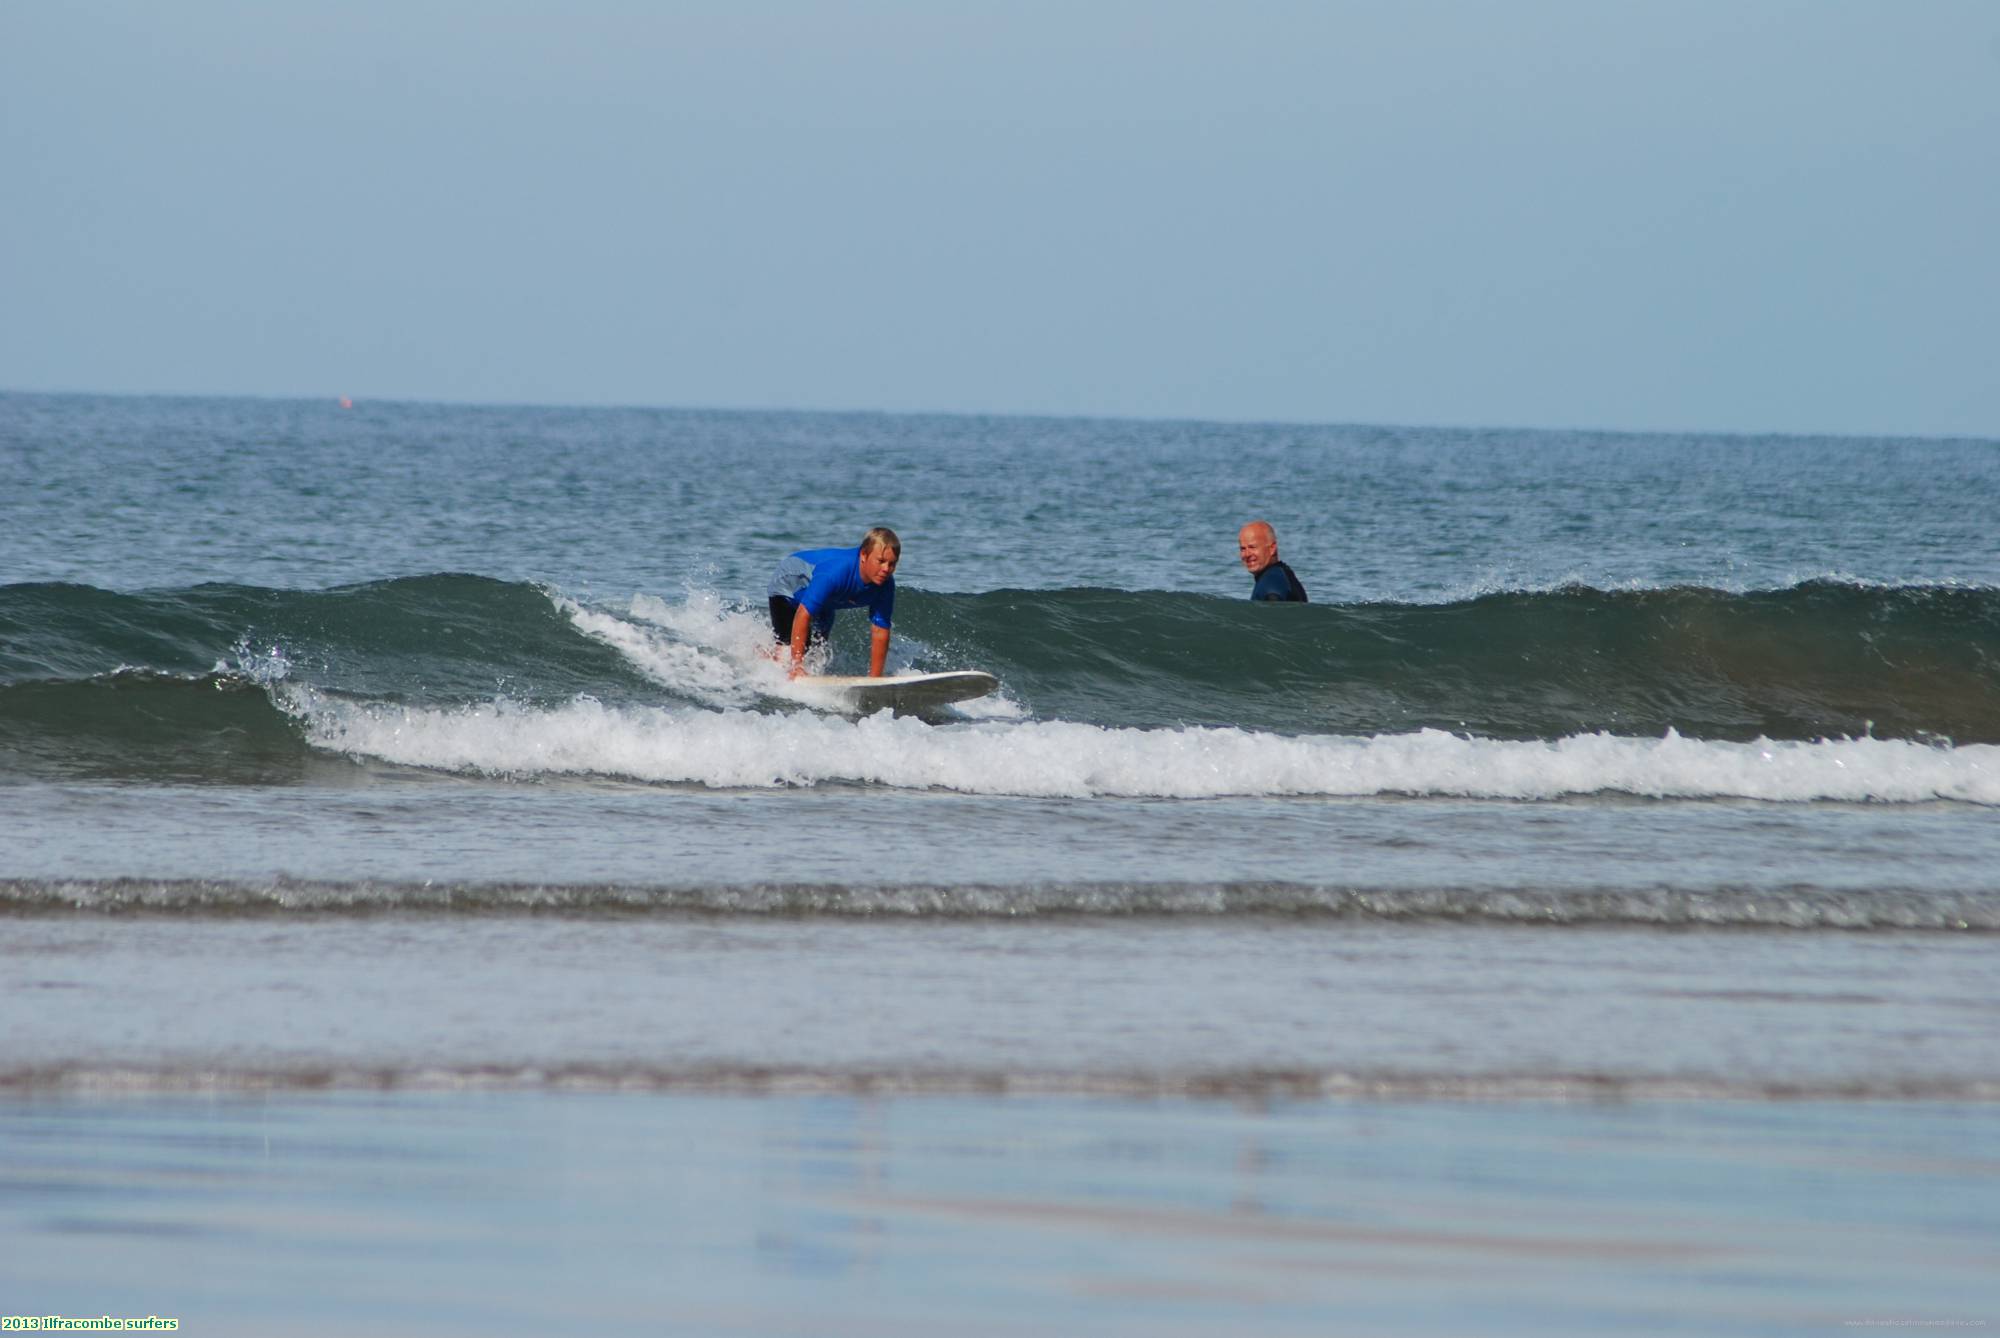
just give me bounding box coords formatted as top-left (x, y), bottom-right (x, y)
top-left (2, 384), bottom-right (1993, 448)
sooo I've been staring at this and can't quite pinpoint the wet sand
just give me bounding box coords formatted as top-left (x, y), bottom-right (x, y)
top-left (4, 1091), bottom-right (1994, 1336)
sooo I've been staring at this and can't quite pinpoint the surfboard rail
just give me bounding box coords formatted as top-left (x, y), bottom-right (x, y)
top-left (793, 670), bottom-right (998, 715)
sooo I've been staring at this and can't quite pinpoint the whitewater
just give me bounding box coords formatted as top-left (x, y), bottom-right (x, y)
top-left (284, 687), bottom-right (1997, 804)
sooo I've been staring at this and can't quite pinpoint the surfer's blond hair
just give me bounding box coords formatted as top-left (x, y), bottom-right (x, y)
top-left (860, 527), bottom-right (902, 556)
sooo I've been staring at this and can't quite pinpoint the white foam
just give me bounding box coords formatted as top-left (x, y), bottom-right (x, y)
top-left (284, 692), bottom-right (2000, 805)
top-left (558, 589), bottom-right (779, 708)
top-left (564, 587), bottom-right (1021, 718)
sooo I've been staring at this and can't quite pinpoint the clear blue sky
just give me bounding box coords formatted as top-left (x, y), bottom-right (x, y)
top-left (3, 1), bottom-right (1995, 436)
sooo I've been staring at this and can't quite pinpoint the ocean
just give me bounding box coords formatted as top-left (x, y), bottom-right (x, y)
top-left (3, 391), bottom-right (1996, 1334)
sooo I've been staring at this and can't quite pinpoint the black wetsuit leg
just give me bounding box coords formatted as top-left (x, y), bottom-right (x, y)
top-left (769, 596), bottom-right (830, 645)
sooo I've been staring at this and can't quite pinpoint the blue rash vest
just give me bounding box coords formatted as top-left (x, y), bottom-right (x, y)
top-left (767, 546), bottom-right (896, 630)
top-left (1249, 560), bottom-right (1308, 603)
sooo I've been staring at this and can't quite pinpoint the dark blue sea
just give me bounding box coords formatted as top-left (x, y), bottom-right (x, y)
top-left (3, 392), bottom-right (1996, 1334)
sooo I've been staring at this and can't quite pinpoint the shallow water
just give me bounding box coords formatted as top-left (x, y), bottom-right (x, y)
top-left (6, 903), bottom-right (1998, 1099)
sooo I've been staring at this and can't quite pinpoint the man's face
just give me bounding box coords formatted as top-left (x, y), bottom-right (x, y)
top-left (859, 545), bottom-right (899, 585)
top-left (1238, 526), bottom-right (1276, 573)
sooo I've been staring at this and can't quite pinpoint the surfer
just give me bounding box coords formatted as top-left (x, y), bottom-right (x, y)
top-left (767, 528), bottom-right (900, 678)
top-left (1238, 520), bottom-right (1307, 602)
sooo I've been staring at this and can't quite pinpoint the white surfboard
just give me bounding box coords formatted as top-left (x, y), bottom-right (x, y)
top-left (796, 670), bottom-right (998, 715)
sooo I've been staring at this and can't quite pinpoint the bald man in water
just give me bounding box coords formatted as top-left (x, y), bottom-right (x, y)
top-left (1238, 521), bottom-right (1308, 602)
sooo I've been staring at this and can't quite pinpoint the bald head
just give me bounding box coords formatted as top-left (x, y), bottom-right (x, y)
top-left (1238, 521), bottom-right (1278, 575)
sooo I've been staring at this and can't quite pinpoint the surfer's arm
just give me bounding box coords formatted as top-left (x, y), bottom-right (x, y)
top-left (869, 625), bottom-right (890, 677)
top-left (789, 604), bottom-right (814, 678)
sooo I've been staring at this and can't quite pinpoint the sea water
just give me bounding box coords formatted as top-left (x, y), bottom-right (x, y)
top-left (2, 392), bottom-right (1997, 1333)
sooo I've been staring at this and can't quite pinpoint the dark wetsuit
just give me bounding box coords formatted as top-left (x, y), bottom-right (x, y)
top-left (1249, 560), bottom-right (1308, 602)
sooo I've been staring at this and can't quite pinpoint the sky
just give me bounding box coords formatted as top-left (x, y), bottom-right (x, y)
top-left (3, 1), bottom-right (1996, 437)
